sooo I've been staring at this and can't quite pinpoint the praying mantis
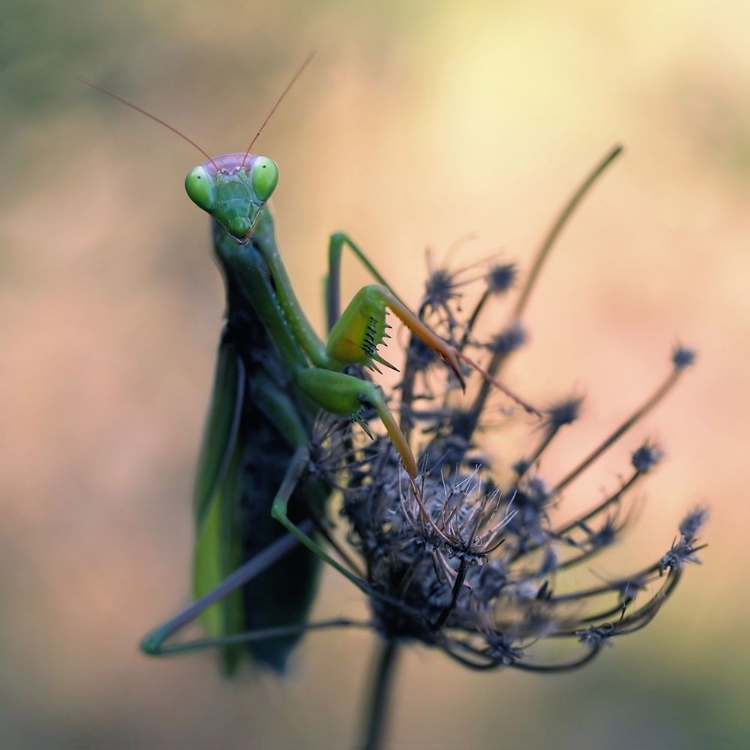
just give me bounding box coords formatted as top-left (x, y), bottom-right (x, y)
top-left (81, 58), bottom-right (530, 673)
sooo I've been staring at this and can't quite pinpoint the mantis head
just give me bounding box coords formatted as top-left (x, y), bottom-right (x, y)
top-left (185, 153), bottom-right (279, 243)
top-left (79, 55), bottom-right (309, 244)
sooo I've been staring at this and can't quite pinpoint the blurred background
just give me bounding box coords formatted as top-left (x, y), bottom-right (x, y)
top-left (2, 1), bottom-right (748, 748)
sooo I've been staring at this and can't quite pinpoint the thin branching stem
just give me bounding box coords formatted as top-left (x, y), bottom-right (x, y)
top-left (465, 146), bottom-right (624, 429)
top-left (513, 145), bottom-right (624, 321)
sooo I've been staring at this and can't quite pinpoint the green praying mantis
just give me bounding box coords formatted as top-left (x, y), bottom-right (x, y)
top-left (81, 58), bottom-right (533, 673)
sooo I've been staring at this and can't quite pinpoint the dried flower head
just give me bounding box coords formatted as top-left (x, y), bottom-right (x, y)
top-left (309, 146), bottom-right (707, 674)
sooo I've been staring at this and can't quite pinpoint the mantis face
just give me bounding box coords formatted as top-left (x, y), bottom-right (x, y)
top-left (185, 153), bottom-right (279, 243)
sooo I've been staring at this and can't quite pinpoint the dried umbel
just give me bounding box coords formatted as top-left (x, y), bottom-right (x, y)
top-left (310, 147), bottom-right (707, 674)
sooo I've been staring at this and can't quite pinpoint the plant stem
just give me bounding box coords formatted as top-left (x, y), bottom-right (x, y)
top-left (361, 639), bottom-right (400, 750)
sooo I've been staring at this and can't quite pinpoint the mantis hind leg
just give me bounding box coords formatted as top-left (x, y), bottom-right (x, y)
top-left (141, 446), bottom-right (438, 659)
top-left (140, 520), bottom-right (344, 657)
top-left (141, 458), bottom-right (372, 661)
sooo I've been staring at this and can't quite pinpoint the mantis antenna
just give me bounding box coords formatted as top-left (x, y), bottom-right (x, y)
top-left (241, 51), bottom-right (316, 167)
top-left (75, 74), bottom-right (219, 170)
top-left (77, 52), bottom-right (316, 171)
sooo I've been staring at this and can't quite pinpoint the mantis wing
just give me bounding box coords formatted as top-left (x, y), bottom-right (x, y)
top-left (193, 337), bottom-right (245, 526)
top-left (192, 336), bottom-right (246, 674)
top-left (192, 328), bottom-right (328, 673)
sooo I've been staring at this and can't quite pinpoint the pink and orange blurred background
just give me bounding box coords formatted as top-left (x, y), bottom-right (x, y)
top-left (2, 2), bottom-right (748, 747)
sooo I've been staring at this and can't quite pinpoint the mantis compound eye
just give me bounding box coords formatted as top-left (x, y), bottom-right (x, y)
top-left (185, 165), bottom-right (216, 212)
top-left (251, 156), bottom-right (279, 203)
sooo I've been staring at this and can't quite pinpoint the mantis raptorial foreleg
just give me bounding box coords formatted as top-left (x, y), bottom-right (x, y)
top-left (324, 232), bottom-right (540, 418)
top-left (326, 231), bottom-right (406, 329)
top-left (325, 232), bottom-right (465, 382)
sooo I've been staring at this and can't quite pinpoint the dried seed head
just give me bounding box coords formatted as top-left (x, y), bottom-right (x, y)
top-left (306, 153), bottom-right (706, 673)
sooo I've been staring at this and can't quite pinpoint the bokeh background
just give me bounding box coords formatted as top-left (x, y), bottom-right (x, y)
top-left (2, 1), bottom-right (748, 748)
